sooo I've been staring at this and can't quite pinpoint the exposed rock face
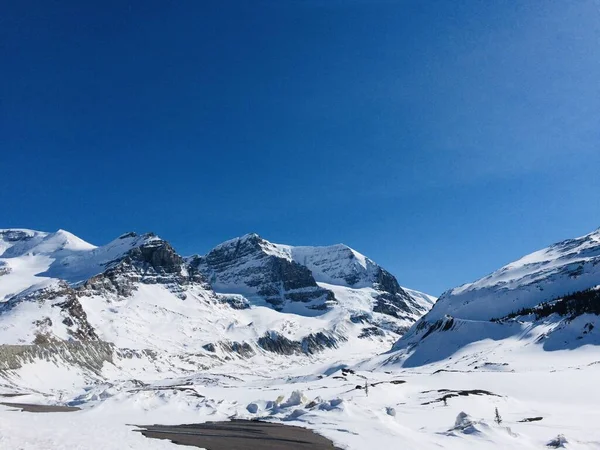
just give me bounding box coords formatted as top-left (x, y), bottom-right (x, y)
top-left (0, 230), bottom-right (33, 243)
top-left (372, 267), bottom-right (425, 319)
top-left (215, 293), bottom-right (250, 310)
top-left (203, 341), bottom-right (255, 358)
top-left (54, 294), bottom-right (100, 341)
top-left (128, 238), bottom-right (183, 272)
top-left (0, 340), bottom-right (114, 374)
top-left (1, 282), bottom-right (99, 342)
top-left (81, 238), bottom-right (210, 299)
top-left (0, 230), bottom-right (36, 257)
top-left (192, 234), bottom-right (335, 309)
top-left (0, 261), bottom-right (9, 276)
top-left (358, 327), bottom-right (386, 338)
top-left (193, 234), bottom-right (433, 323)
top-left (257, 331), bottom-right (343, 355)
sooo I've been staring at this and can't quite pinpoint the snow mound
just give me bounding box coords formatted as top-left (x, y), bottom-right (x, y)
top-left (547, 434), bottom-right (568, 448)
top-left (449, 412), bottom-right (486, 435)
top-left (281, 390), bottom-right (309, 408)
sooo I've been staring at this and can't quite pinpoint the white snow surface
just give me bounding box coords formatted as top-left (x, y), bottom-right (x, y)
top-left (0, 330), bottom-right (599, 450)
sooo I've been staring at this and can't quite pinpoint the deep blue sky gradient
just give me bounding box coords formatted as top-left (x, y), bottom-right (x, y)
top-left (2, 0), bottom-right (600, 295)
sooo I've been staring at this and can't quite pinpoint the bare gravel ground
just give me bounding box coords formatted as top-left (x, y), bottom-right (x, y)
top-left (0, 402), bottom-right (81, 413)
top-left (136, 420), bottom-right (342, 450)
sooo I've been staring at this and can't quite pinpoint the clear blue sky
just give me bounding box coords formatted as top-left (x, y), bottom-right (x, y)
top-left (2, 1), bottom-right (600, 296)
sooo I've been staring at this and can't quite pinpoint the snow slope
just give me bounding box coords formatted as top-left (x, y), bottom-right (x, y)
top-left (388, 226), bottom-right (600, 370)
top-left (0, 229), bottom-right (161, 302)
top-left (429, 227), bottom-right (600, 321)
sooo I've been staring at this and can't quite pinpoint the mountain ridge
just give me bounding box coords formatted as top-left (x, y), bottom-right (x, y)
top-left (385, 226), bottom-right (600, 368)
top-left (192, 233), bottom-right (433, 326)
top-left (0, 228), bottom-right (435, 377)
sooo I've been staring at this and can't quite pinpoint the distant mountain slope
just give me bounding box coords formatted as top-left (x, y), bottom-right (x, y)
top-left (429, 228), bottom-right (600, 321)
top-left (387, 227), bottom-right (600, 368)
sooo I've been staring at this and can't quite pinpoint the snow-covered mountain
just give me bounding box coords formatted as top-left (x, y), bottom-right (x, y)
top-left (192, 233), bottom-right (434, 330)
top-left (0, 228), bottom-right (435, 387)
top-left (1, 228), bottom-right (599, 450)
top-left (387, 227), bottom-right (600, 368)
top-left (0, 229), bottom-right (206, 347)
top-left (428, 227), bottom-right (600, 322)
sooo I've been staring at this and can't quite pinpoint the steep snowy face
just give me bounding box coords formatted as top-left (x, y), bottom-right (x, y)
top-left (427, 227), bottom-right (600, 322)
top-left (387, 227), bottom-right (600, 368)
top-left (194, 234), bottom-right (435, 322)
top-left (287, 244), bottom-right (379, 287)
top-left (287, 244), bottom-right (435, 315)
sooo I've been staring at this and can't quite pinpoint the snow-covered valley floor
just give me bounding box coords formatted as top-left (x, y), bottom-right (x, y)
top-left (1, 341), bottom-right (599, 450)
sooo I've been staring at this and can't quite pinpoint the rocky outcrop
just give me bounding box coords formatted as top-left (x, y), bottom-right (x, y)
top-left (81, 238), bottom-right (210, 299)
top-left (192, 234), bottom-right (335, 309)
top-left (0, 261), bottom-right (9, 276)
top-left (203, 341), bottom-right (255, 358)
top-left (257, 331), bottom-right (343, 355)
top-left (215, 294), bottom-right (250, 309)
top-left (0, 340), bottom-right (114, 374)
top-left (0, 230), bottom-right (36, 258)
top-left (1, 282), bottom-right (99, 342)
top-left (372, 268), bottom-right (426, 319)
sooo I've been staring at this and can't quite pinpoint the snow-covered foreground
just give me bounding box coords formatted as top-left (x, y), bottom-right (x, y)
top-left (1, 339), bottom-right (599, 450)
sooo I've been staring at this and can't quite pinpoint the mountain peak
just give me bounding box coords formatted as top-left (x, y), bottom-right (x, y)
top-left (212, 232), bottom-right (263, 249)
top-left (197, 233), bottom-right (434, 325)
top-left (0, 228), bottom-right (96, 258)
top-left (47, 229), bottom-right (97, 252)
